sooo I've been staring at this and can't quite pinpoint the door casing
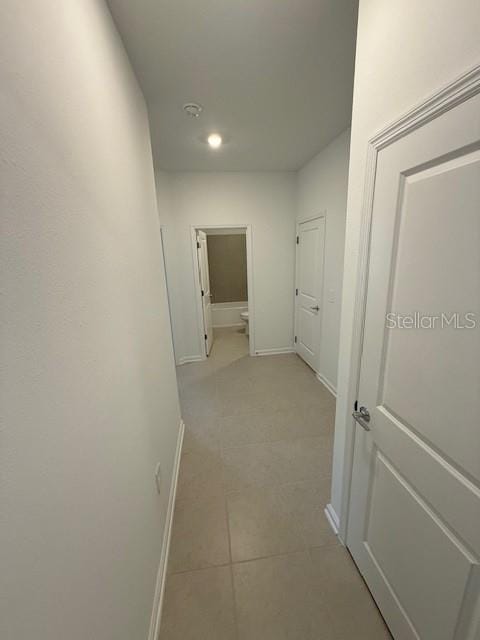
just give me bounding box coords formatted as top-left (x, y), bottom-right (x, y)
top-left (190, 224), bottom-right (255, 359)
top-left (196, 230), bottom-right (214, 355)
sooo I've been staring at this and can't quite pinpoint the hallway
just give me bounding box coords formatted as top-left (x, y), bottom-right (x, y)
top-left (160, 328), bottom-right (390, 639)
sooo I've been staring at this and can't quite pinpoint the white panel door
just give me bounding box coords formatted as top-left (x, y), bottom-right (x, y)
top-left (295, 217), bottom-right (325, 371)
top-left (347, 90), bottom-right (480, 640)
top-left (196, 231), bottom-right (213, 355)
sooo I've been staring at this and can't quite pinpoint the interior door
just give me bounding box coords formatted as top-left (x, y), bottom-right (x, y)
top-left (295, 216), bottom-right (325, 371)
top-left (196, 231), bottom-right (213, 355)
top-left (347, 91), bottom-right (480, 639)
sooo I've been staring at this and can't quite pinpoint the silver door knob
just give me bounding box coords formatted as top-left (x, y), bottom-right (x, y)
top-left (310, 305), bottom-right (320, 311)
top-left (352, 406), bottom-right (371, 431)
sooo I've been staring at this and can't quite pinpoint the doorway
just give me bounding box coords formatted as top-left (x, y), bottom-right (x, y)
top-left (294, 215), bottom-right (326, 374)
top-left (191, 225), bottom-right (254, 358)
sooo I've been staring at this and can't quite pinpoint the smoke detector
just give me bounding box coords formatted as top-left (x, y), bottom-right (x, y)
top-left (183, 103), bottom-right (203, 118)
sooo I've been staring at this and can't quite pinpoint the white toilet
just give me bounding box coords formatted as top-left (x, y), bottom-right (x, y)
top-left (240, 310), bottom-right (249, 336)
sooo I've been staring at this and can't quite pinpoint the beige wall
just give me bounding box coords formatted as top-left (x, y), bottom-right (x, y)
top-left (207, 235), bottom-right (248, 303)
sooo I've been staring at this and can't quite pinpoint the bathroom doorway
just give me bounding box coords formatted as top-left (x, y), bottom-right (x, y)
top-left (191, 225), bottom-right (254, 358)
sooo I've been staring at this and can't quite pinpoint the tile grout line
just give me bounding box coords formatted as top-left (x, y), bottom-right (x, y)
top-left (220, 430), bottom-right (241, 640)
top-left (223, 473), bottom-right (334, 497)
top-left (220, 432), bottom-right (334, 454)
top-left (228, 538), bottom-right (342, 568)
top-left (167, 538), bottom-right (342, 578)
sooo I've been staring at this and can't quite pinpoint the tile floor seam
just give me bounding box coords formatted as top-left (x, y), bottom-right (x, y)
top-left (160, 327), bottom-right (391, 640)
top-left (304, 539), bottom-right (341, 552)
top-left (166, 529), bottom-right (340, 578)
top-left (219, 433), bottom-right (332, 450)
top-left (220, 433), bottom-right (333, 454)
top-left (221, 446), bottom-right (234, 568)
top-left (168, 561), bottom-right (232, 577)
top-left (229, 560), bottom-right (241, 640)
top-left (230, 547), bottom-right (325, 567)
top-left (223, 475), bottom-right (333, 496)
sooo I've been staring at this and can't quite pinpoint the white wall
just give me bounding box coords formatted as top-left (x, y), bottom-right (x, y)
top-left (157, 169), bottom-right (184, 360)
top-left (158, 172), bottom-right (297, 361)
top-left (297, 129), bottom-right (351, 391)
top-left (332, 0), bottom-right (480, 534)
top-left (0, 2), bottom-right (181, 639)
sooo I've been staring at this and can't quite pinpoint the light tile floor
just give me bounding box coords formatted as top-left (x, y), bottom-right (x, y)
top-left (160, 327), bottom-right (391, 640)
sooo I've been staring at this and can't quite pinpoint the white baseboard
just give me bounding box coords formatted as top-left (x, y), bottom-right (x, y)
top-left (324, 503), bottom-right (340, 536)
top-left (316, 372), bottom-right (337, 397)
top-left (148, 420), bottom-right (184, 640)
top-left (254, 347), bottom-right (295, 357)
top-left (177, 355), bottom-right (203, 365)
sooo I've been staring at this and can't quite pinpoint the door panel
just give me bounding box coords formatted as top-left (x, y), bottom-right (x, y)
top-left (366, 452), bottom-right (476, 640)
top-left (347, 89), bottom-right (480, 640)
top-left (299, 307), bottom-right (315, 356)
top-left (197, 231), bottom-right (213, 355)
top-left (299, 226), bottom-right (318, 296)
top-left (295, 217), bottom-right (325, 371)
top-left (381, 152), bottom-right (480, 479)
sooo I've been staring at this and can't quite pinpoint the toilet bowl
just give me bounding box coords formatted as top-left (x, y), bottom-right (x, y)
top-left (240, 310), bottom-right (249, 336)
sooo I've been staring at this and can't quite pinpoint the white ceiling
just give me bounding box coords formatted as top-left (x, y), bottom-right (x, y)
top-left (107, 0), bottom-right (358, 171)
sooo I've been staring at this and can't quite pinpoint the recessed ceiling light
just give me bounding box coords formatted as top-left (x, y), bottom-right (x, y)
top-left (207, 133), bottom-right (222, 149)
top-left (183, 102), bottom-right (203, 118)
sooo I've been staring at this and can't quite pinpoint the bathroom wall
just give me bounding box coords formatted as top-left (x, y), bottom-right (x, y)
top-left (207, 234), bottom-right (248, 303)
top-left (0, 2), bottom-right (181, 638)
top-left (157, 171), bottom-right (296, 361)
top-left (296, 128), bottom-right (351, 392)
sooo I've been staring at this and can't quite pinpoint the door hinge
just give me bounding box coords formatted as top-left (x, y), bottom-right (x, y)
top-left (197, 241), bottom-right (200, 249)
top-left (295, 288), bottom-right (298, 296)
top-left (294, 336), bottom-right (297, 344)
top-left (201, 290), bottom-right (205, 297)
top-left (204, 334), bottom-right (208, 340)
top-left (296, 235), bottom-right (299, 245)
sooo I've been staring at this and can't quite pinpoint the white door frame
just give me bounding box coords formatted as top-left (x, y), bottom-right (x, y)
top-left (294, 212), bottom-right (327, 374)
top-left (336, 64), bottom-right (480, 544)
top-left (190, 224), bottom-right (255, 359)
top-left (196, 230), bottom-right (214, 356)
